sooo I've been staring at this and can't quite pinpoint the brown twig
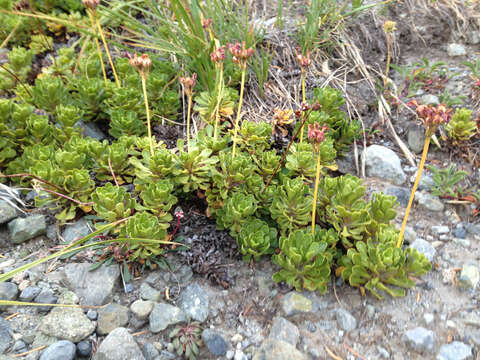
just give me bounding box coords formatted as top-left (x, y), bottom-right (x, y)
top-left (0, 173), bottom-right (63, 192)
top-left (132, 330), bottom-right (149, 337)
top-left (243, 303), bottom-right (253, 317)
top-left (342, 343), bottom-right (366, 360)
top-left (4, 312), bottom-right (18, 321)
top-left (12, 346), bottom-right (46, 358)
top-left (39, 187), bottom-right (94, 206)
top-left (0, 64), bottom-right (33, 99)
top-left (325, 345), bottom-right (344, 360)
top-left (108, 157), bottom-right (119, 187)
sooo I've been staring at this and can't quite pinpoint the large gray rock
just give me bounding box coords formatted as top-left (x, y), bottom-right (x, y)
top-left (202, 329), bottom-right (227, 356)
top-left (63, 263), bottom-right (119, 305)
top-left (280, 292), bottom-right (312, 317)
top-left (139, 283), bottom-right (162, 302)
top-left (0, 282), bottom-right (18, 305)
top-left (178, 283), bottom-right (209, 322)
top-left (39, 340), bottom-right (76, 360)
top-left (149, 303), bottom-right (186, 333)
top-left (39, 307), bottom-right (95, 342)
top-left (93, 327), bottom-right (145, 360)
top-left (447, 43), bottom-right (467, 57)
top-left (409, 238), bottom-right (436, 262)
top-left (403, 327), bottom-right (435, 353)
top-left (77, 120), bottom-right (106, 141)
top-left (97, 303), bottom-right (129, 335)
top-left (253, 339), bottom-right (306, 360)
top-left (34, 288), bottom-right (58, 312)
top-left (415, 192), bottom-right (444, 212)
top-left (407, 124), bottom-right (425, 154)
top-left (268, 317), bottom-right (299, 346)
top-left (459, 264), bottom-right (480, 289)
top-left (0, 317), bottom-right (13, 354)
top-left (130, 300), bottom-right (154, 320)
top-left (437, 341), bottom-right (472, 360)
top-left (0, 201), bottom-right (17, 225)
top-left (336, 308), bottom-right (357, 332)
top-left (8, 214), bottom-right (47, 244)
top-left (19, 286), bottom-right (41, 302)
top-left (365, 145), bottom-right (406, 185)
top-left (61, 218), bottom-right (92, 244)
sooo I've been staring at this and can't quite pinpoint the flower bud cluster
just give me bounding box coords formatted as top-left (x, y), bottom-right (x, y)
top-left (408, 99), bottom-right (452, 133)
top-left (180, 73), bottom-right (197, 97)
top-left (227, 41), bottom-right (254, 66)
top-left (308, 122), bottom-right (328, 145)
top-left (210, 46), bottom-right (226, 64)
top-left (129, 53), bottom-right (152, 78)
top-left (295, 48), bottom-right (311, 69)
top-left (82, 0), bottom-right (100, 10)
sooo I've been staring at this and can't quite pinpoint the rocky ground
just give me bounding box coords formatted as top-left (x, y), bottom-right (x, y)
top-left (1, 1), bottom-right (480, 360)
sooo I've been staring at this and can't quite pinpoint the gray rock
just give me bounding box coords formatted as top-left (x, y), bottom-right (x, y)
top-left (403, 226), bottom-right (417, 244)
top-left (459, 264), bottom-right (480, 289)
top-left (416, 192), bottom-right (444, 212)
top-left (12, 340), bottom-right (26, 353)
top-left (86, 310), bottom-right (98, 320)
top-left (63, 263), bottom-right (119, 306)
top-left (93, 327), bottom-right (145, 360)
top-left (139, 283), bottom-right (162, 302)
top-left (0, 282), bottom-right (18, 306)
top-left (157, 350), bottom-right (176, 360)
top-left (32, 333), bottom-right (58, 352)
top-left (437, 341), bottom-right (472, 360)
top-left (77, 120), bottom-right (106, 141)
top-left (39, 307), bottom-right (95, 342)
top-left (97, 303), bottom-right (129, 335)
top-left (130, 300), bottom-right (154, 320)
top-left (252, 339), bottom-right (306, 360)
top-left (336, 308), bottom-right (357, 332)
top-left (432, 226), bottom-right (449, 235)
top-left (453, 226), bottom-right (467, 239)
top-left (202, 329), bottom-right (227, 356)
top-left (39, 340), bottom-right (76, 360)
top-left (377, 346), bottom-right (390, 359)
top-left (34, 288), bottom-right (58, 312)
top-left (407, 124), bottom-right (425, 154)
top-left (141, 343), bottom-right (159, 360)
top-left (0, 317), bottom-right (13, 354)
top-left (8, 214), bottom-right (47, 244)
top-left (234, 349), bottom-right (248, 360)
top-left (0, 201), bottom-right (17, 225)
top-left (365, 145), bottom-right (406, 185)
top-left (178, 283), bottom-right (209, 322)
top-left (465, 223), bottom-right (480, 236)
top-left (76, 341), bottom-right (92, 358)
top-left (447, 43), bottom-right (467, 57)
top-left (418, 174), bottom-right (435, 191)
top-left (466, 31), bottom-right (480, 45)
top-left (385, 187), bottom-right (410, 208)
top-left (19, 286), bottom-right (41, 302)
top-left (409, 238), bottom-right (436, 262)
top-left (403, 327), bottom-right (435, 353)
top-left (149, 303), bottom-right (186, 333)
top-left (226, 350), bottom-right (235, 360)
top-left (61, 218), bottom-right (92, 244)
top-left (268, 317), bottom-right (299, 346)
top-left (421, 94), bottom-right (440, 106)
top-left (280, 292), bottom-right (312, 316)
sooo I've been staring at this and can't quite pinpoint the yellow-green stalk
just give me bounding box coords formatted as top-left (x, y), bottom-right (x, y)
top-left (210, 45), bottom-right (226, 139)
top-left (130, 53), bottom-right (154, 156)
top-left (228, 41), bottom-right (254, 158)
top-left (308, 122), bottom-right (328, 235)
top-left (95, 17), bottom-right (120, 88)
top-left (397, 100), bottom-right (452, 248)
top-left (180, 73), bottom-right (197, 151)
top-left (87, 9), bottom-right (107, 87)
top-left (383, 21), bottom-right (396, 89)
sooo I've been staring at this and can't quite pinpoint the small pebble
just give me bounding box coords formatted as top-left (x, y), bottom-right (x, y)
top-left (86, 310), bottom-right (98, 321)
top-left (76, 341), bottom-right (92, 357)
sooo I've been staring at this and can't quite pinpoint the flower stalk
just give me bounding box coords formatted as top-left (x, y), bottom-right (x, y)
top-left (180, 73), bottom-right (197, 152)
top-left (383, 21), bottom-right (396, 89)
top-left (228, 41), bottom-right (254, 158)
top-left (308, 122), bottom-right (328, 235)
top-left (129, 53), bottom-right (154, 156)
top-left (397, 100), bottom-right (452, 248)
top-left (296, 48), bottom-right (311, 144)
top-left (210, 45), bottom-right (225, 140)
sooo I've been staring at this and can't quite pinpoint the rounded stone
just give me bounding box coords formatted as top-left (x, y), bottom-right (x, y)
top-left (97, 303), bottom-right (129, 335)
top-left (76, 341), bottom-right (92, 357)
top-left (39, 340), bottom-right (76, 360)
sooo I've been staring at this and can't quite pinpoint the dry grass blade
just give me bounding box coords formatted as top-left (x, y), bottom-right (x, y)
top-left (0, 183), bottom-right (27, 214)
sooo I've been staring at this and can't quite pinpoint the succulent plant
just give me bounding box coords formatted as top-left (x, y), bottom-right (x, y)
top-left (270, 177), bottom-right (312, 235)
top-left (93, 141), bottom-right (135, 183)
top-left (72, 77), bottom-right (108, 122)
top-left (0, 47), bottom-right (33, 93)
top-left (193, 125), bottom-right (230, 154)
top-left (338, 237), bottom-right (431, 299)
top-left (30, 76), bottom-right (70, 113)
top-left (367, 192), bottom-right (398, 236)
top-left (236, 218), bottom-right (277, 262)
top-left (169, 322), bottom-right (203, 360)
top-left (445, 108), bottom-right (477, 143)
top-left (216, 192), bottom-right (258, 236)
top-left (194, 87), bottom-right (238, 125)
top-left (92, 182), bottom-right (137, 223)
top-left (139, 181), bottom-right (177, 227)
top-left (272, 229), bottom-right (333, 294)
top-left (236, 121), bottom-right (272, 155)
top-left (54, 105), bottom-right (83, 142)
top-left (176, 141), bottom-right (218, 193)
top-left (121, 211), bottom-right (167, 264)
top-left (109, 110), bottom-right (147, 139)
top-left (104, 86), bottom-right (144, 119)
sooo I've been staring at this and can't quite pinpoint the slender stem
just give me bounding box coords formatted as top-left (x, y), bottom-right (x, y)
top-left (39, 187), bottom-right (94, 206)
top-left (397, 135), bottom-right (431, 248)
top-left (186, 94), bottom-right (192, 152)
top-left (87, 10), bottom-right (108, 87)
top-left (232, 63), bottom-right (247, 158)
top-left (299, 69), bottom-right (306, 144)
top-left (0, 64), bottom-right (33, 99)
top-left (213, 63), bottom-right (223, 140)
top-left (141, 76), bottom-right (154, 156)
top-left (262, 109), bottom-right (312, 194)
top-left (0, 20), bottom-right (20, 48)
top-left (384, 34), bottom-right (391, 89)
top-left (0, 173), bottom-right (63, 192)
top-left (311, 150), bottom-right (322, 235)
top-left (95, 15), bottom-right (120, 88)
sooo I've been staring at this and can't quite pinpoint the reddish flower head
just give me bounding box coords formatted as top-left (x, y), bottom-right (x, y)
top-left (210, 46), bottom-right (226, 64)
top-left (308, 122), bottom-right (328, 145)
top-left (295, 47), bottom-right (311, 69)
top-left (227, 41), bottom-right (254, 65)
top-left (179, 73), bottom-right (197, 97)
